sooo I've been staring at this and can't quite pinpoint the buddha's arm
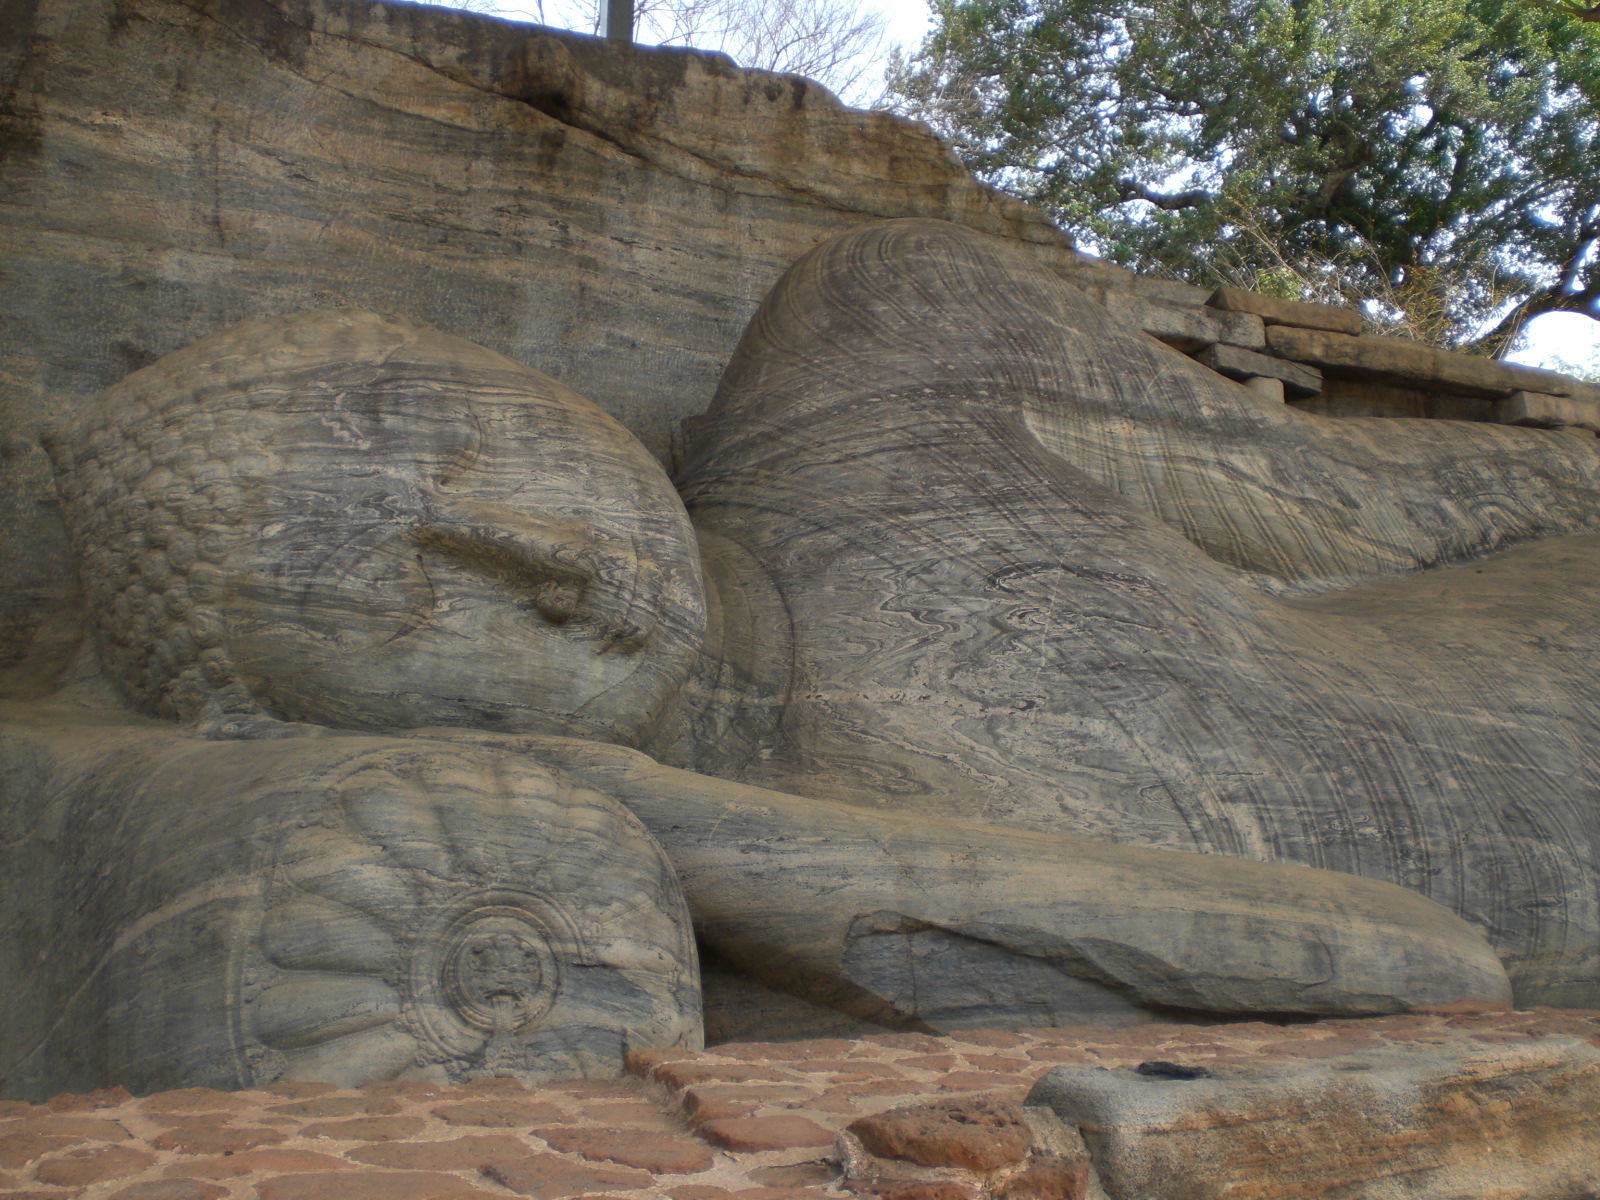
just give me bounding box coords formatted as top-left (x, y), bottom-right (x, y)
top-left (526, 736), bottom-right (1511, 1019)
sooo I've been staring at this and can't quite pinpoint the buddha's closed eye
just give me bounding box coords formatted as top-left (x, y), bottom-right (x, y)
top-left (406, 505), bottom-right (656, 654)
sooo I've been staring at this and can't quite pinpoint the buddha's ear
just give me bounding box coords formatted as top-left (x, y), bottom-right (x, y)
top-left (35, 423), bottom-right (65, 471)
top-left (35, 423), bottom-right (89, 522)
top-left (20, 426), bottom-right (77, 523)
top-left (36, 419), bottom-right (90, 496)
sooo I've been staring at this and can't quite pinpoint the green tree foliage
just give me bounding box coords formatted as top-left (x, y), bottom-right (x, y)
top-left (889, 0), bottom-right (1600, 351)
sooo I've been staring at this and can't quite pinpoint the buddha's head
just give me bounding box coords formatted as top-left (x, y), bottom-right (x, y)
top-left (49, 311), bottom-right (706, 747)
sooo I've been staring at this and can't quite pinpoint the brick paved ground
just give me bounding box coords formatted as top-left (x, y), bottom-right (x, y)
top-left (3, 1009), bottom-right (1597, 1200)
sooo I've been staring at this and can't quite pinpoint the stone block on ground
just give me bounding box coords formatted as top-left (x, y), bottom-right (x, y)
top-left (429, 1100), bottom-right (572, 1127)
top-left (1025, 1035), bottom-right (1600, 1200)
top-left (1494, 390), bottom-right (1600, 434)
top-left (532, 1125), bottom-right (715, 1174)
top-left (298, 1115), bottom-right (428, 1143)
top-left (1099, 292), bottom-right (1266, 352)
top-left (850, 1182), bottom-right (980, 1199)
top-left (839, 1096), bottom-right (1093, 1200)
top-left (147, 1120), bottom-right (289, 1155)
top-left (32, 1144), bottom-right (157, 1186)
top-left (696, 1115), bottom-right (837, 1152)
top-left (991, 1157), bottom-right (1090, 1200)
top-left (255, 1170), bottom-right (501, 1200)
top-left (846, 1096), bottom-right (1033, 1172)
top-left (107, 1180), bottom-right (231, 1200)
top-left (1206, 286), bottom-right (1363, 335)
top-left (477, 1151), bottom-right (655, 1197)
top-left (345, 1133), bottom-right (540, 1171)
top-left (171, 1148), bottom-right (356, 1178)
top-left (1193, 342), bottom-right (1322, 397)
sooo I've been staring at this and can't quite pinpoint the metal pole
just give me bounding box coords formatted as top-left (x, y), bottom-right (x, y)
top-left (603, 0), bottom-right (634, 42)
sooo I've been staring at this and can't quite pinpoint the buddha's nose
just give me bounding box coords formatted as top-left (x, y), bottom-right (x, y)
top-left (405, 501), bottom-right (657, 653)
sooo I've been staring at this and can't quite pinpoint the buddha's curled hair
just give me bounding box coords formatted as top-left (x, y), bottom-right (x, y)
top-left (45, 310), bottom-right (455, 725)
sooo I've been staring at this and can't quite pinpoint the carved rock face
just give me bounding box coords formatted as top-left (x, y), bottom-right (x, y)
top-left (50, 310), bottom-right (706, 746)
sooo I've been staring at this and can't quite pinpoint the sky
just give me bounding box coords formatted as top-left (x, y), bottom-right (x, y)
top-left (865, 0), bottom-right (938, 55)
top-left (416, 0), bottom-right (1598, 378)
top-left (478, 0), bottom-right (935, 91)
top-left (1506, 312), bottom-right (1600, 379)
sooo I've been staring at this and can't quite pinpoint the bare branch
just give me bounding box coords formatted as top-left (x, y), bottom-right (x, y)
top-left (1522, 0), bottom-right (1600, 23)
top-left (1468, 282), bottom-right (1600, 358)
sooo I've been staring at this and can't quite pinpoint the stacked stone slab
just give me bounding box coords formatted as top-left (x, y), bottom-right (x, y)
top-left (1073, 270), bottom-right (1600, 434)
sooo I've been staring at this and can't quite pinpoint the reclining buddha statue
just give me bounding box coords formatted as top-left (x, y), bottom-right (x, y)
top-left (670, 219), bottom-right (1600, 1010)
top-left (6, 217), bottom-right (1594, 1099)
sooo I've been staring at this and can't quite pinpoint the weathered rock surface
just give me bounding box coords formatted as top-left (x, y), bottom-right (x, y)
top-left (0, 0), bottom-right (1029, 452)
top-left (6, 0), bottom-right (1600, 1098)
top-left (532, 735), bottom-right (1511, 1032)
top-left (46, 309), bottom-right (707, 746)
top-left (677, 219), bottom-right (1600, 1008)
top-left (1026, 1036), bottom-right (1600, 1200)
top-left (1207, 285), bottom-right (1364, 335)
top-left (0, 0), bottom-right (1080, 696)
top-left (5, 0), bottom-right (1596, 705)
top-left (3, 303), bottom-right (1517, 1100)
top-left (9, 697), bottom-right (1508, 1103)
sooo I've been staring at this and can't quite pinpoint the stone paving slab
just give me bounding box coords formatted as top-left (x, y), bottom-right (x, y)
top-left (2, 1010), bottom-right (1597, 1200)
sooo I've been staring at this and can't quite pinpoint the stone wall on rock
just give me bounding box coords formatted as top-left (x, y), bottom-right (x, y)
top-left (1141, 284), bottom-right (1600, 434)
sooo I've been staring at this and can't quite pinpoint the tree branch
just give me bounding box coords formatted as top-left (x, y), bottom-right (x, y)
top-left (1116, 179), bottom-right (1209, 210)
top-left (1556, 221), bottom-right (1600, 295)
top-left (1523, 0), bottom-right (1600, 23)
top-left (1470, 282), bottom-right (1600, 358)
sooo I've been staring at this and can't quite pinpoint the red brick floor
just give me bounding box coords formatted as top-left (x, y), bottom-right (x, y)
top-left (2, 1009), bottom-right (1596, 1199)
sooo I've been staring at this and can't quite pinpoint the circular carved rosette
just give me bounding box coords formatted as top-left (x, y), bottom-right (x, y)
top-left (406, 889), bottom-right (576, 1072)
top-left (243, 740), bottom-right (700, 1087)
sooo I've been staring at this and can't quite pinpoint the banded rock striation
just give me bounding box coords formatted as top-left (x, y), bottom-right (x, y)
top-left (676, 219), bottom-right (1600, 1010)
top-left (4, 0), bottom-right (1600, 1103)
top-left (4, 0), bottom-right (1596, 696)
top-left (0, 0), bottom-right (1081, 695)
top-left (0, 304), bottom-right (1516, 1099)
